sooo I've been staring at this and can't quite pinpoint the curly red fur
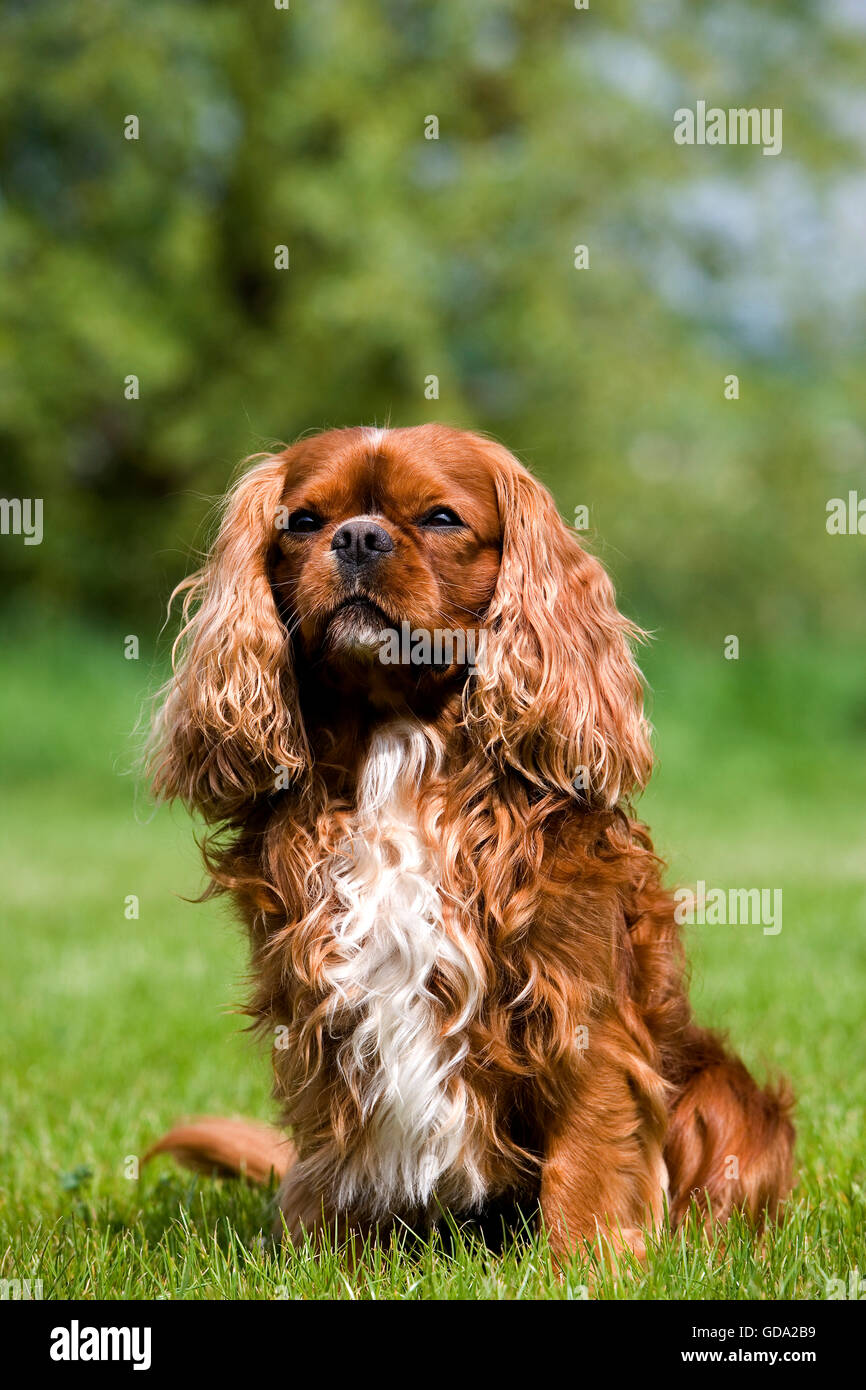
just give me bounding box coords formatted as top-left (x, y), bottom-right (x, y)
top-left (146, 424), bottom-right (794, 1254)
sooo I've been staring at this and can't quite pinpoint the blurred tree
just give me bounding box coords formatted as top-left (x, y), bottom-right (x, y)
top-left (0, 0), bottom-right (863, 643)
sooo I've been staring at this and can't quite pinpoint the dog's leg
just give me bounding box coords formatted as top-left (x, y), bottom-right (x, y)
top-left (538, 1033), bottom-right (669, 1265)
top-left (273, 1153), bottom-right (377, 1258)
top-left (273, 1157), bottom-right (329, 1244)
top-left (664, 1028), bottom-right (795, 1227)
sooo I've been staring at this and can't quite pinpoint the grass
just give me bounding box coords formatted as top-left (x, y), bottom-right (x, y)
top-left (1, 618), bottom-right (864, 1299)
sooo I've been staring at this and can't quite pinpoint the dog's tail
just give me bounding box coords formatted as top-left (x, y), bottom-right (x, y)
top-left (145, 1117), bottom-right (294, 1183)
top-left (664, 1031), bottom-right (795, 1227)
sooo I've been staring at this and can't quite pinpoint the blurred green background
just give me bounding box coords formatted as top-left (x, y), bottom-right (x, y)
top-left (1, 0), bottom-right (865, 638)
top-left (1, 0), bottom-right (865, 1297)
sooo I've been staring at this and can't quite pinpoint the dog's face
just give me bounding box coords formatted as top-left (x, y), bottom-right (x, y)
top-left (270, 428), bottom-right (502, 679)
top-left (151, 424), bottom-right (652, 817)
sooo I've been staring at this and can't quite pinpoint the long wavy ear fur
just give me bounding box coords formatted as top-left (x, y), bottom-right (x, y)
top-left (466, 442), bottom-right (652, 807)
top-left (148, 453), bottom-right (307, 820)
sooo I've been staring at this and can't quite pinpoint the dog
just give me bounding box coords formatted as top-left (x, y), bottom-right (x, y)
top-left (146, 423), bottom-right (794, 1258)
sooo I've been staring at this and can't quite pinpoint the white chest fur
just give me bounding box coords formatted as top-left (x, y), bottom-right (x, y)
top-left (320, 723), bottom-right (485, 1215)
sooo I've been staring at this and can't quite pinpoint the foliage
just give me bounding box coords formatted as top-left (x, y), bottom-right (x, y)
top-left (1, 1), bottom-right (864, 640)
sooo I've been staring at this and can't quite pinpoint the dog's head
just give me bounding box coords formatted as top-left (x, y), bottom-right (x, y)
top-left (269, 425), bottom-right (502, 680)
top-left (150, 425), bottom-right (651, 817)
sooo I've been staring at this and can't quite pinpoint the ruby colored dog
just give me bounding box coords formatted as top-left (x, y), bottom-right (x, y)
top-left (147, 424), bottom-right (794, 1257)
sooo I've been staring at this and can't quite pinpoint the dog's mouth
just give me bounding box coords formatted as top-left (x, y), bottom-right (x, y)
top-left (320, 594), bottom-right (396, 662)
top-left (331, 594), bottom-right (392, 625)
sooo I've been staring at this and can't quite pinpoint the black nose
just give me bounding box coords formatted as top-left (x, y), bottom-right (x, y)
top-left (330, 516), bottom-right (394, 570)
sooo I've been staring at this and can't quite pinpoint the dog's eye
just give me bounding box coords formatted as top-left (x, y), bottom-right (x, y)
top-left (419, 506), bottom-right (464, 528)
top-left (287, 510), bottom-right (323, 533)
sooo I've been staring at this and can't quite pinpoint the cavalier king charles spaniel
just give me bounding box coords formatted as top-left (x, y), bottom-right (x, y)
top-left (147, 424), bottom-right (794, 1258)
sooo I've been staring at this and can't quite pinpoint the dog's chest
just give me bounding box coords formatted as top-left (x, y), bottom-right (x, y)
top-left (320, 725), bottom-right (484, 1214)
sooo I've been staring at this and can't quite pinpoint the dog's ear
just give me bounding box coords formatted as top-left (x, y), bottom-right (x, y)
top-left (149, 452), bottom-right (308, 820)
top-left (466, 445), bottom-right (652, 807)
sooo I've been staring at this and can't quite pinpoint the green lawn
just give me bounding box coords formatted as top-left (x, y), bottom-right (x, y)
top-left (1, 620), bottom-right (864, 1299)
